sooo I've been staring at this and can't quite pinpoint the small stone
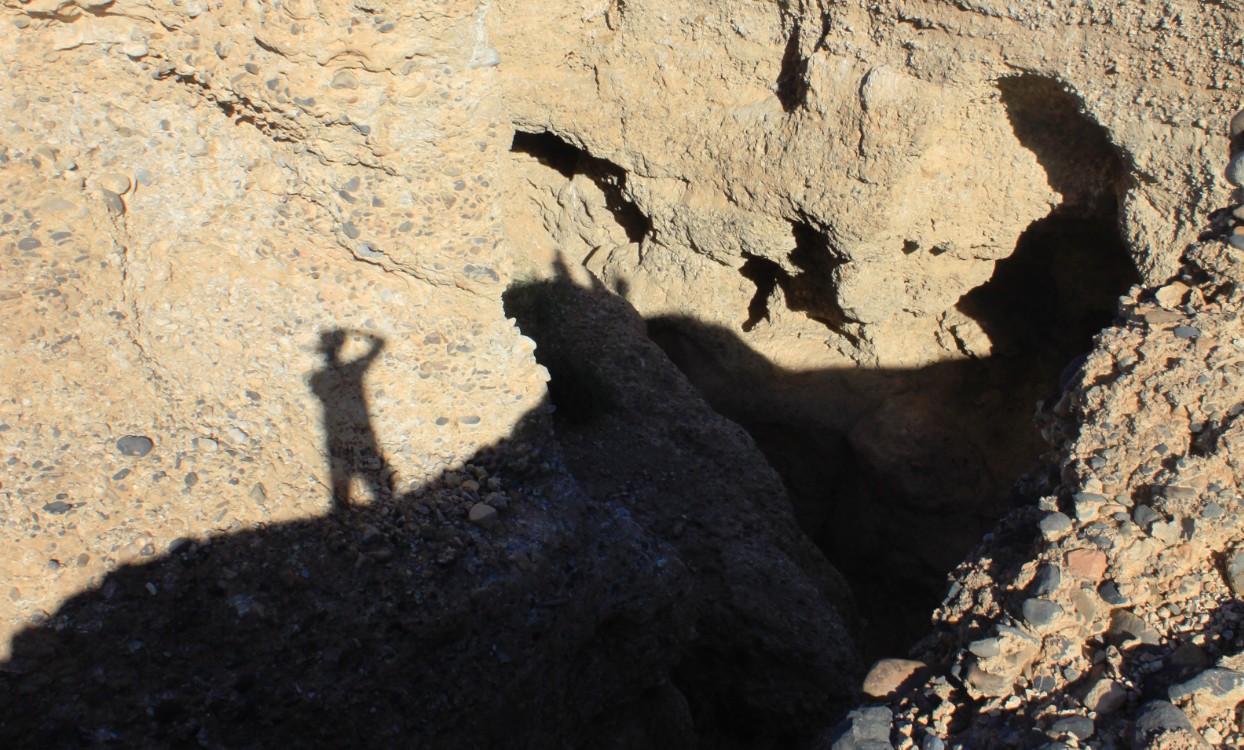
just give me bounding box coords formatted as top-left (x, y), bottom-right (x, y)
top-left (1231, 109), bottom-right (1244, 138)
top-left (185, 138), bottom-right (210, 157)
top-left (17, 236), bottom-right (42, 250)
top-left (249, 482), bottom-right (268, 506)
top-left (1022, 598), bottom-right (1064, 630)
top-left (468, 502), bottom-right (498, 527)
top-left (122, 41), bottom-right (148, 59)
top-left (1073, 492), bottom-right (1107, 521)
top-left (1154, 282), bottom-right (1189, 309)
top-left (1069, 587), bottom-right (1103, 625)
top-left (100, 189), bottom-right (125, 215)
top-left (342, 221), bottom-right (361, 239)
top-left (965, 662), bottom-right (1013, 698)
top-left (1133, 504), bottom-right (1161, 530)
top-left (1039, 512), bottom-right (1073, 540)
top-left (331, 70), bottom-right (359, 89)
top-left (116, 435), bottom-right (154, 457)
top-left (827, 706), bottom-right (894, 750)
top-left (968, 637), bottom-right (1000, 658)
top-left (1170, 643), bottom-right (1210, 672)
top-left (224, 426), bottom-right (249, 445)
top-left (863, 658), bottom-right (930, 700)
top-left (1033, 564), bottom-right (1062, 596)
top-left (1049, 715), bottom-right (1094, 740)
top-left (1168, 668), bottom-right (1244, 707)
top-left (1109, 610), bottom-right (1160, 645)
top-left (98, 172), bottom-right (131, 195)
top-left (1132, 700), bottom-right (1211, 750)
top-left (1225, 547), bottom-right (1244, 596)
top-left (1228, 152), bottom-right (1244, 187)
top-left (1098, 580), bottom-right (1129, 606)
top-left (41, 501), bottom-right (73, 515)
top-left (1172, 325), bottom-right (1200, 340)
top-left (1064, 548), bottom-right (1107, 579)
top-left (1081, 677), bottom-right (1127, 714)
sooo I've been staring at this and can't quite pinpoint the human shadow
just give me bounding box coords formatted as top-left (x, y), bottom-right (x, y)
top-left (309, 328), bottom-right (389, 510)
top-left (0, 277), bottom-right (866, 750)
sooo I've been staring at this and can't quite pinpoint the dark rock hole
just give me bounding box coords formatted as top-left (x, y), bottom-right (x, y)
top-left (511, 130), bottom-right (651, 244)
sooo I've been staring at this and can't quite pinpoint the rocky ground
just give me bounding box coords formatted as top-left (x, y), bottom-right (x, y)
top-left (828, 233), bottom-right (1244, 748)
top-left (5, 0), bottom-right (1244, 748)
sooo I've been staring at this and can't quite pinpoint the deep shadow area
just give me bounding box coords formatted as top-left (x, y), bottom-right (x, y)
top-left (1, 279), bottom-right (867, 750)
top-left (775, 23), bottom-right (810, 113)
top-left (740, 221), bottom-right (853, 336)
top-left (643, 74), bottom-right (1140, 660)
top-left (510, 130), bottom-right (651, 244)
top-left (996, 74), bottom-right (1127, 214)
top-left (964, 73), bottom-right (1140, 362)
top-left (957, 211), bottom-right (1139, 362)
top-left (503, 273), bottom-right (861, 749)
top-left (646, 313), bottom-right (1061, 660)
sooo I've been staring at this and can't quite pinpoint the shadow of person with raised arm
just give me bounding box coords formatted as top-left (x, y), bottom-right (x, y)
top-left (309, 329), bottom-right (389, 510)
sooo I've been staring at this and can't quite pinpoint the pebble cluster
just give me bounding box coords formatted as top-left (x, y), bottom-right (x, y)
top-left (827, 108), bottom-right (1244, 749)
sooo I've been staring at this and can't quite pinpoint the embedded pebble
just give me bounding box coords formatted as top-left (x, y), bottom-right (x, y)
top-left (1022, 598), bottom-right (1064, 630)
top-left (1224, 547), bottom-right (1244, 596)
top-left (1064, 548), bottom-right (1107, 579)
top-left (1168, 668), bottom-right (1244, 707)
top-left (116, 435), bottom-right (154, 457)
top-left (468, 503), bottom-right (498, 527)
top-left (331, 70), bottom-right (359, 89)
top-left (1226, 152), bottom-right (1244, 187)
top-left (98, 173), bottom-right (131, 195)
top-left (1039, 512), bottom-right (1072, 539)
top-left (1132, 701), bottom-right (1211, 750)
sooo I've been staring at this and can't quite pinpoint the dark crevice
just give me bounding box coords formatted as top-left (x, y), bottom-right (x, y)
top-left (963, 74), bottom-right (1140, 364)
top-left (739, 255), bottom-right (781, 331)
top-left (511, 130), bottom-right (651, 244)
top-left (776, 24), bottom-right (810, 113)
top-left (737, 221), bottom-right (854, 337)
top-left (956, 209), bottom-right (1139, 364)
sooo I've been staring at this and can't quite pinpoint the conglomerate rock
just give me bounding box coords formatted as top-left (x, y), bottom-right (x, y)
top-left (5, 0), bottom-right (1244, 747)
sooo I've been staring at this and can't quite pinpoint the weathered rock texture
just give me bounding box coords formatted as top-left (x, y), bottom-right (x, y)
top-left (4, 0), bottom-right (1244, 747)
top-left (496, 0), bottom-right (1238, 653)
top-left (1, 0), bottom-right (860, 747)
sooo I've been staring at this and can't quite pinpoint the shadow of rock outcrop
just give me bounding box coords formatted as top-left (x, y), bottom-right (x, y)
top-left (1, 275), bottom-right (862, 750)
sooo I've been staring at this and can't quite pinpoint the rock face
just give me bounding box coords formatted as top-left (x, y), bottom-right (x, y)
top-left (4, 0), bottom-right (1244, 748)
